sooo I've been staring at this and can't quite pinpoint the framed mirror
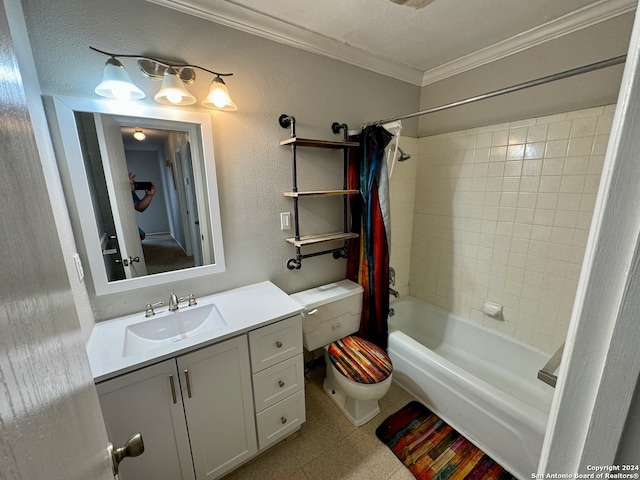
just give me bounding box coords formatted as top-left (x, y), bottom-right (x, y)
top-left (52, 95), bottom-right (225, 295)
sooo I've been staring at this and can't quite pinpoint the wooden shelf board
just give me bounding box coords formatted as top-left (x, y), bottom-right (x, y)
top-left (280, 137), bottom-right (359, 149)
top-left (286, 232), bottom-right (359, 247)
top-left (283, 189), bottom-right (359, 197)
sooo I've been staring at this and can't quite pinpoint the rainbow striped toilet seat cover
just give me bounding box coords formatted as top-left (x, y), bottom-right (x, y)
top-left (327, 335), bottom-right (393, 384)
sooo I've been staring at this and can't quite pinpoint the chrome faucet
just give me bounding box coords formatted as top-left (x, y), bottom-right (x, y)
top-left (168, 292), bottom-right (197, 312)
top-left (169, 292), bottom-right (180, 312)
top-left (389, 287), bottom-right (400, 298)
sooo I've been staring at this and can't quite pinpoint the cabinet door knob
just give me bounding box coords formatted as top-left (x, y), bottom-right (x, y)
top-left (278, 380), bottom-right (285, 388)
top-left (276, 341), bottom-right (283, 349)
top-left (280, 416), bottom-right (287, 424)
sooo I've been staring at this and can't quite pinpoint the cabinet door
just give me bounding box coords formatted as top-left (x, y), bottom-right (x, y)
top-left (178, 336), bottom-right (257, 480)
top-left (96, 360), bottom-right (195, 480)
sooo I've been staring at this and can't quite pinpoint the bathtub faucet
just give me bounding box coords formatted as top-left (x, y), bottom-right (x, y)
top-left (389, 287), bottom-right (400, 298)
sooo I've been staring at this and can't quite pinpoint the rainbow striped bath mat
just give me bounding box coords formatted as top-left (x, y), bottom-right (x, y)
top-left (376, 401), bottom-right (516, 480)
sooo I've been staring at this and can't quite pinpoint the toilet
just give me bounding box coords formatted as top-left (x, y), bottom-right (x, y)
top-left (291, 280), bottom-right (393, 426)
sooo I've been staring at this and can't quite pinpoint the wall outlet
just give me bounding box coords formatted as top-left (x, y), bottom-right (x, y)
top-left (280, 212), bottom-right (291, 230)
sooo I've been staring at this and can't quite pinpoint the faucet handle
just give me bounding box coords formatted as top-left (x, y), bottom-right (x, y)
top-left (145, 301), bottom-right (163, 317)
top-left (177, 294), bottom-right (189, 303)
top-left (187, 293), bottom-right (197, 307)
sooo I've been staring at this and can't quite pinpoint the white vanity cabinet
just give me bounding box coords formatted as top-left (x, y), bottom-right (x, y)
top-left (97, 359), bottom-right (195, 480)
top-left (248, 315), bottom-right (306, 450)
top-left (97, 335), bottom-right (256, 480)
top-left (178, 335), bottom-right (256, 479)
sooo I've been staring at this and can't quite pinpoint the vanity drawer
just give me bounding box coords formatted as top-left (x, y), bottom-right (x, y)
top-left (255, 389), bottom-right (306, 450)
top-left (249, 315), bottom-right (302, 372)
top-left (253, 354), bottom-right (304, 413)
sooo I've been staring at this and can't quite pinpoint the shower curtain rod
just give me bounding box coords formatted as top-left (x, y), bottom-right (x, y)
top-left (365, 55), bottom-right (627, 128)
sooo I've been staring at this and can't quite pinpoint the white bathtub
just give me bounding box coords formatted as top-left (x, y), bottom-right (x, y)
top-left (387, 297), bottom-right (555, 480)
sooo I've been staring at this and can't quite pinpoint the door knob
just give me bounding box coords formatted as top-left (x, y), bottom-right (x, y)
top-left (108, 432), bottom-right (145, 475)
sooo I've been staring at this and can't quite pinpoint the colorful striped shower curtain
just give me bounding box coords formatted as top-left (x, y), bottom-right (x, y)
top-left (347, 125), bottom-right (393, 351)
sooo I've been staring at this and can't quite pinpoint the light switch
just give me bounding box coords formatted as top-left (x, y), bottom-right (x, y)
top-left (73, 253), bottom-right (84, 282)
top-left (280, 212), bottom-right (291, 230)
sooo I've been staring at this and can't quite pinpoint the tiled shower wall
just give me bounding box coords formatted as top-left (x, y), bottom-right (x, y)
top-left (409, 105), bottom-right (615, 354)
top-left (389, 137), bottom-right (418, 297)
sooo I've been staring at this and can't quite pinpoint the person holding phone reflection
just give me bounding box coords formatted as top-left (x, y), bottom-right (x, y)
top-left (129, 172), bottom-right (155, 240)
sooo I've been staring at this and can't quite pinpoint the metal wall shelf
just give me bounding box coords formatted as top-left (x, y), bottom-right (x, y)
top-left (279, 114), bottom-right (359, 270)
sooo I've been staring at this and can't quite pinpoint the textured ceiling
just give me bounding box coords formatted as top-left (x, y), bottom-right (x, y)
top-left (147, 0), bottom-right (636, 85)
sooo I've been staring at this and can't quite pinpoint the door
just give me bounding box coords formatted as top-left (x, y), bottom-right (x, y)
top-left (177, 337), bottom-right (257, 480)
top-left (97, 360), bottom-right (195, 480)
top-left (1, 2), bottom-right (114, 478)
top-left (182, 142), bottom-right (204, 266)
top-left (95, 113), bottom-right (148, 278)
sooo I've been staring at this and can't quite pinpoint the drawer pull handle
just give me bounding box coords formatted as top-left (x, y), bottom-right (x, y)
top-left (281, 416), bottom-right (287, 424)
top-left (276, 341), bottom-right (283, 349)
top-left (278, 380), bottom-right (285, 388)
top-left (169, 374), bottom-right (177, 404)
top-left (307, 309), bottom-right (319, 315)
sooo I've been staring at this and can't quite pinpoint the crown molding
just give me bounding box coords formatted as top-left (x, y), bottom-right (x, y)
top-left (144, 0), bottom-right (425, 85)
top-left (146, 0), bottom-right (635, 88)
top-left (420, 0), bottom-right (637, 86)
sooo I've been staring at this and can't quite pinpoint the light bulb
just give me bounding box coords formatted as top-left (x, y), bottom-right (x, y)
top-left (133, 130), bottom-right (146, 141)
top-left (167, 92), bottom-right (183, 104)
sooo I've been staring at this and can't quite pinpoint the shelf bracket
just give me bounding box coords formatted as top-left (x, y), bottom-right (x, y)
top-left (286, 244), bottom-right (351, 270)
top-left (279, 114), bottom-right (296, 137)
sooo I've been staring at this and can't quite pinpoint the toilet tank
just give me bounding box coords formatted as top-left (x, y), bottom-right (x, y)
top-left (290, 280), bottom-right (363, 351)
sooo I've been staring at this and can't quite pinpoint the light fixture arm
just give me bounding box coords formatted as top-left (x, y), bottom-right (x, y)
top-left (89, 46), bottom-right (233, 77)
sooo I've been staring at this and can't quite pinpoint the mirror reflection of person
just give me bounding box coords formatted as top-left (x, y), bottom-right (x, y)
top-left (129, 172), bottom-right (156, 240)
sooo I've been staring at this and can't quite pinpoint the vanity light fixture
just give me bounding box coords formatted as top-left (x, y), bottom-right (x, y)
top-left (133, 129), bottom-right (146, 141)
top-left (90, 47), bottom-right (237, 111)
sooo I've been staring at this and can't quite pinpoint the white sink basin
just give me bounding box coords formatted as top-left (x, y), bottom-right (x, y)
top-left (123, 304), bottom-right (227, 357)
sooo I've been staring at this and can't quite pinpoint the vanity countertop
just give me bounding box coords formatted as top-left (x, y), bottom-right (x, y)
top-left (86, 281), bottom-right (304, 383)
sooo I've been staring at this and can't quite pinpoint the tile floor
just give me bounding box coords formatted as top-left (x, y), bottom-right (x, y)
top-left (222, 364), bottom-right (418, 480)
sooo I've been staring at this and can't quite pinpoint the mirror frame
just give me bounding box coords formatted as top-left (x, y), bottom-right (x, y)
top-left (52, 95), bottom-right (225, 295)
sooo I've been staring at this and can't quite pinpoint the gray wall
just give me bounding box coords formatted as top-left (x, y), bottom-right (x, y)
top-left (418, 13), bottom-right (634, 136)
top-left (21, 0), bottom-right (420, 322)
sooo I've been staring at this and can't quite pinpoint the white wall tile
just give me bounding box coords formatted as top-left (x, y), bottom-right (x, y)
top-left (411, 105), bottom-right (613, 354)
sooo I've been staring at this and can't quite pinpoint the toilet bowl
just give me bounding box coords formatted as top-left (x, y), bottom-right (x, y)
top-left (323, 335), bottom-right (393, 426)
top-left (290, 280), bottom-right (393, 426)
